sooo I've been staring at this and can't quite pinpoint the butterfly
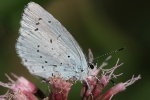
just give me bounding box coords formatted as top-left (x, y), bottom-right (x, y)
top-left (16, 2), bottom-right (96, 81)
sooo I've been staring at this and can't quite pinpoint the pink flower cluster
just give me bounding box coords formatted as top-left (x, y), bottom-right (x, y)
top-left (0, 49), bottom-right (141, 100)
top-left (81, 58), bottom-right (141, 100)
top-left (0, 73), bottom-right (37, 100)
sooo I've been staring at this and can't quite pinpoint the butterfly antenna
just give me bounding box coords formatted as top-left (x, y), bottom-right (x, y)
top-left (94, 47), bottom-right (126, 60)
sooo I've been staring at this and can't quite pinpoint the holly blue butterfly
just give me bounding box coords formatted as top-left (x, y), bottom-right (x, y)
top-left (16, 2), bottom-right (96, 81)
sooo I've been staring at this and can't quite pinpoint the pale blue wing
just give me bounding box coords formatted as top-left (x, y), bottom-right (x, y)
top-left (16, 2), bottom-right (88, 80)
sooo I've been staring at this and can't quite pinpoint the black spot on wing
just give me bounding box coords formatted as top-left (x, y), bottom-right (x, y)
top-left (57, 35), bottom-right (61, 40)
top-left (36, 22), bottom-right (40, 25)
top-left (53, 65), bottom-right (57, 67)
top-left (38, 18), bottom-right (42, 20)
top-left (42, 66), bottom-right (46, 71)
top-left (34, 28), bottom-right (38, 31)
top-left (50, 39), bottom-right (52, 43)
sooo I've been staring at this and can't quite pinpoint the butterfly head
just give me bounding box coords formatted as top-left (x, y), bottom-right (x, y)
top-left (88, 62), bottom-right (97, 70)
top-left (77, 62), bottom-right (97, 81)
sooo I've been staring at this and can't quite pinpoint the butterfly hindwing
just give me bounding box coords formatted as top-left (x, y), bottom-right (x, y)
top-left (16, 2), bottom-right (88, 80)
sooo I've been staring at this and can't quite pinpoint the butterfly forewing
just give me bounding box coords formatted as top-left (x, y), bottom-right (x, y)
top-left (16, 2), bottom-right (88, 80)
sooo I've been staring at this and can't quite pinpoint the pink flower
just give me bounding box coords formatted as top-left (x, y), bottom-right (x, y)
top-left (0, 73), bottom-right (37, 100)
top-left (98, 75), bottom-right (141, 100)
top-left (48, 76), bottom-right (72, 100)
top-left (80, 49), bottom-right (141, 100)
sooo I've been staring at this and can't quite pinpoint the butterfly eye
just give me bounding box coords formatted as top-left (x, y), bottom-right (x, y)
top-left (88, 63), bottom-right (94, 69)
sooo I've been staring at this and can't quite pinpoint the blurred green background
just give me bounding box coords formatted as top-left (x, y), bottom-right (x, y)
top-left (0, 0), bottom-right (149, 100)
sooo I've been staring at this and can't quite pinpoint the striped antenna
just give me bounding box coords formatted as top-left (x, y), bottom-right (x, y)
top-left (94, 47), bottom-right (126, 60)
